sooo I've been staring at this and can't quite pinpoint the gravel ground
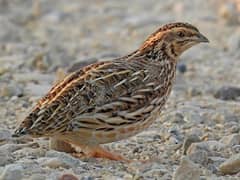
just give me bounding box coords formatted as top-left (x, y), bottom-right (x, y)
top-left (0, 0), bottom-right (240, 179)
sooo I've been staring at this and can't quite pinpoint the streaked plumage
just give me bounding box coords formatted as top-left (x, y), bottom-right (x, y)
top-left (13, 22), bottom-right (209, 161)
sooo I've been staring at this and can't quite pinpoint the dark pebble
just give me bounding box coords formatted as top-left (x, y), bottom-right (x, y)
top-left (59, 174), bottom-right (78, 180)
top-left (177, 63), bottom-right (187, 73)
top-left (214, 86), bottom-right (240, 100)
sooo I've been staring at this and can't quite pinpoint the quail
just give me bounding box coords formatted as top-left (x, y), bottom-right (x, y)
top-left (13, 22), bottom-right (209, 161)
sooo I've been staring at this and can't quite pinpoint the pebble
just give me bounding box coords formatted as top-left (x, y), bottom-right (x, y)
top-left (0, 83), bottom-right (23, 98)
top-left (219, 153), bottom-right (240, 174)
top-left (0, 151), bottom-right (12, 166)
top-left (220, 133), bottom-right (240, 147)
top-left (12, 147), bottom-right (45, 159)
top-left (0, 144), bottom-right (23, 153)
top-left (209, 156), bottom-right (226, 167)
top-left (184, 111), bottom-right (204, 125)
top-left (219, 2), bottom-right (239, 25)
top-left (25, 83), bottom-right (52, 97)
top-left (187, 87), bottom-right (202, 97)
top-left (30, 52), bottom-right (50, 71)
top-left (187, 143), bottom-right (209, 166)
top-left (59, 173), bottom-right (79, 180)
top-left (0, 164), bottom-right (23, 180)
top-left (39, 157), bottom-right (72, 169)
top-left (42, 11), bottom-right (68, 23)
top-left (227, 29), bottom-right (240, 53)
top-left (214, 86), bottom-right (240, 101)
top-left (232, 145), bottom-right (240, 153)
top-left (55, 68), bottom-right (67, 82)
top-left (171, 112), bottom-right (185, 124)
top-left (186, 140), bottom-right (225, 166)
top-left (0, 129), bottom-right (12, 142)
top-left (28, 174), bottom-right (46, 180)
top-left (177, 63), bottom-right (187, 73)
top-left (173, 156), bottom-right (201, 180)
top-left (39, 150), bottom-right (85, 169)
top-left (205, 141), bottom-right (226, 152)
top-left (0, 17), bottom-right (22, 42)
top-left (13, 72), bottom-right (54, 84)
top-left (182, 134), bottom-right (201, 155)
top-left (0, 142), bottom-right (39, 155)
top-left (139, 163), bottom-right (170, 178)
top-left (229, 125), bottom-right (240, 134)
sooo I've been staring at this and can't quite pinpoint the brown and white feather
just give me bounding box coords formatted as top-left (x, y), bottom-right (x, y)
top-left (14, 22), bottom-right (208, 147)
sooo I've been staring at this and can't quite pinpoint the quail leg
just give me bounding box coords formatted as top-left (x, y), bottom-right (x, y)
top-left (71, 143), bottom-right (130, 162)
top-left (85, 146), bottom-right (129, 162)
top-left (50, 138), bottom-right (130, 162)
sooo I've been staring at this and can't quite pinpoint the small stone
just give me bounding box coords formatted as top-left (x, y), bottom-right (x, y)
top-left (0, 151), bottom-right (12, 166)
top-left (0, 17), bottom-right (22, 42)
top-left (0, 83), bottom-right (23, 98)
top-left (219, 153), bottom-right (240, 174)
top-left (205, 141), bottom-right (226, 152)
top-left (0, 66), bottom-right (10, 75)
top-left (187, 142), bottom-right (210, 165)
top-left (182, 134), bottom-right (201, 155)
top-left (55, 68), bottom-right (67, 82)
top-left (31, 0), bottom-right (40, 18)
top-left (39, 157), bottom-right (70, 168)
top-left (0, 164), bottom-right (23, 180)
top-left (81, 176), bottom-right (95, 180)
top-left (173, 156), bottom-right (201, 180)
top-left (209, 156), bottom-right (226, 167)
top-left (40, 150), bottom-right (85, 168)
top-left (0, 128), bottom-right (12, 142)
top-left (184, 112), bottom-right (204, 124)
top-left (30, 53), bottom-right (49, 71)
top-left (232, 145), bottom-right (240, 153)
top-left (0, 144), bottom-right (23, 153)
top-left (13, 72), bottom-right (53, 84)
top-left (229, 125), bottom-right (240, 134)
top-left (139, 162), bottom-right (170, 178)
top-left (187, 141), bottom-right (225, 163)
top-left (214, 86), bottom-right (240, 101)
top-left (0, 142), bottom-right (39, 155)
top-left (220, 133), bottom-right (240, 147)
top-left (219, 2), bottom-right (239, 25)
top-left (187, 87), bottom-right (202, 97)
top-left (177, 63), bottom-right (187, 73)
top-left (12, 147), bottom-right (45, 159)
top-left (123, 174), bottom-right (133, 180)
top-left (227, 29), bottom-right (240, 53)
top-left (171, 112), bottom-right (185, 124)
top-left (28, 174), bottom-right (46, 180)
top-left (42, 11), bottom-right (67, 23)
top-left (25, 83), bottom-right (51, 97)
top-left (59, 174), bottom-right (79, 180)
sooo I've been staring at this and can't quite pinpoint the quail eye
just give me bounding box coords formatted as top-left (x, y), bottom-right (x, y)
top-left (177, 32), bottom-right (185, 37)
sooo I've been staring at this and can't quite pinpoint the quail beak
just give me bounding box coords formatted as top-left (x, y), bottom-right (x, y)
top-left (196, 33), bottom-right (209, 43)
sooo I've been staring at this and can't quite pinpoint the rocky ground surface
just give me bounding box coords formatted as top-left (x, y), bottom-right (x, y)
top-left (0, 0), bottom-right (240, 179)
